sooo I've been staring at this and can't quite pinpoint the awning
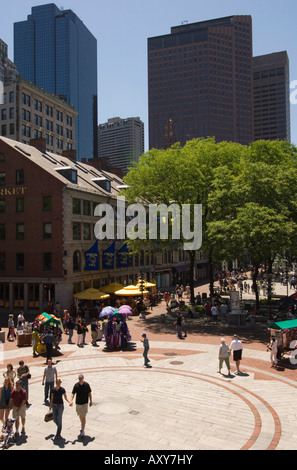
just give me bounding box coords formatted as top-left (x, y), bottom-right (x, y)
top-left (172, 265), bottom-right (189, 273)
top-left (268, 319), bottom-right (297, 330)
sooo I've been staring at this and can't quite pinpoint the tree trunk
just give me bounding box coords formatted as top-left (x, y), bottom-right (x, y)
top-left (189, 250), bottom-right (196, 305)
top-left (252, 265), bottom-right (260, 311)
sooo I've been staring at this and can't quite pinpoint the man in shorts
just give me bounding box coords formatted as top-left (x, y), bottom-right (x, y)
top-left (69, 374), bottom-right (92, 438)
top-left (229, 334), bottom-right (243, 375)
top-left (9, 381), bottom-right (27, 440)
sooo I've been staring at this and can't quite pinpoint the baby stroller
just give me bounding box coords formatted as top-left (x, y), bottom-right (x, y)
top-left (1, 419), bottom-right (15, 449)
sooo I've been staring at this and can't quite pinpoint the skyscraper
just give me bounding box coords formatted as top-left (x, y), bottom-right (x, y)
top-left (98, 117), bottom-right (144, 174)
top-left (14, 3), bottom-right (98, 161)
top-left (253, 51), bottom-right (291, 142)
top-left (148, 16), bottom-right (254, 149)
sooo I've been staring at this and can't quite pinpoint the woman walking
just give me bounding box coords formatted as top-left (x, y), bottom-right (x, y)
top-left (0, 377), bottom-right (13, 425)
top-left (50, 379), bottom-right (70, 440)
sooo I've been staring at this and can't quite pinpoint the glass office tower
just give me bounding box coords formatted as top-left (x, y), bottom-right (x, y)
top-left (14, 4), bottom-right (98, 161)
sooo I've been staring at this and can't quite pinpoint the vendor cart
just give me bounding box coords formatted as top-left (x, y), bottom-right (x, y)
top-left (268, 319), bottom-right (297, 360)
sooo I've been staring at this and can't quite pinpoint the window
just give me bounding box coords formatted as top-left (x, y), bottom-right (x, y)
top-left (0, 200), bottom-right (5, 213)
top-left (43, 253), bottom-right (52, 271)
top-left (16, 253), bottom-right (24, 271)
top-left (73, 222), bottom-right (81, 240)
top-left (1, 109), bottom-right (6, 120)
top-left (0, 224), bottom-right (5, 240)
top-left (9, 91), bottom-right (14, 103)
top-left (0, 253), bottom-right (5, 271)
top-left (73, 250), bottom-right (81, 271)
top-left (1, 125), bottom-right (6, 136)
top-left (16, 223), bottom-right (24, 240)
top-left (72, 198), bottom-right (81, 214)
top-left (0, 173), bottom-right (5, 186)
top-left (16, 198), bottom-right (24, 212)
top-left (43, 223), bottom-right (52, 239)
top-left (83, 223), bottom-right (91, 240)
top-left (83, 200), bottom-right (91, 216)
top-left (16, 170), bottom-right (24, 185)
top-left (43, 196), bottom-right (52, 211)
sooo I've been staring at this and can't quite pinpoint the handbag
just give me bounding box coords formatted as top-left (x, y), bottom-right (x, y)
top-left (44, 412), bottom-right (53, 422)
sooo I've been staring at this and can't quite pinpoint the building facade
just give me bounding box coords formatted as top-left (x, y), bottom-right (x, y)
top-left (148, 15), bottom-right (254, 149)
top-left (253, 51), bottom-right (291, 142)
top-left (0, 136), bottom-right (206, 318)
top-left (0, 76), bottom-right (77, 154)
top-left (14, 3), bottom-right (98, 161)
top-left (98, 117), bottom-right (145, 174)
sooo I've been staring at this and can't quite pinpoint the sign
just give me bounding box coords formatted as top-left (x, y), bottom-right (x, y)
top-left (0, 186), bottom-right (27, 196)
top-left (84, 240), bottom-right (99, 271)
top-left (102, 240), bottom-right (115, 270)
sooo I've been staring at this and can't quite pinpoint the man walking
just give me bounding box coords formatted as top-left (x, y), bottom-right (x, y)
top-left (69, 374), bottom-right (92, 439)
top-left (42, 359), bottom-right (57, 404)
top-left (9, 381), bottom-right (27, 440)
top-left (229, 334), bottom-right (243, 375)
top-left (140, 332), bottom-right (151, 367)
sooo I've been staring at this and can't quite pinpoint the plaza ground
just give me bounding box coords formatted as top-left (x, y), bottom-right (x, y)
top-left (1, 279), bottom-right (297, 451)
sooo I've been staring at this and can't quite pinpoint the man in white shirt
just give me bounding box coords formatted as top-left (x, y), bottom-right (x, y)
top-left (229, 334), bottom-right (243, 375)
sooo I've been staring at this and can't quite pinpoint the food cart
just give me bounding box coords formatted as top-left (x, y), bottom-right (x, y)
top-left (268, 319), bottom-right (297, 359)
top-left (35, 312), bottom-right (62, 354)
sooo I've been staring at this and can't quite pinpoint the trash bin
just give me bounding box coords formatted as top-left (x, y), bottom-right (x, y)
top-left (160, 313), bottom-right (166, 323)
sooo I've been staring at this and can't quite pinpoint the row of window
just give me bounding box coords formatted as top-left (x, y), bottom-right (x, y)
top-left (21, 93), bottom-right (73, 125)
top-left (0, 252), bottom-right (52, 271)
top-left (0, 223), bottom-right (53, 240)
top-left (0, 195), bottom-right (52, 213)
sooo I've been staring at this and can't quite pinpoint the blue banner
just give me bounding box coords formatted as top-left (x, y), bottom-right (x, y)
top-left (117, 242), bottom-right (130, 268)
top-left (84, 240), bottom-right (99, 271)
top-left (102, 240), bottom-right (115, 270)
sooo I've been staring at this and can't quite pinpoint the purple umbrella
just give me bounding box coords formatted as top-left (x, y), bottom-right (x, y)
top-left (118, 305), bottom-right (133, 316)
top-left (99, 306), bottom-right (115, 318)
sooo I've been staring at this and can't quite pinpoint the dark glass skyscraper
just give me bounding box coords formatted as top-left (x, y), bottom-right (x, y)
top-left (14, 4), bottom-right (98, 161)
top-left (148, 16), bottom-right (254, 149)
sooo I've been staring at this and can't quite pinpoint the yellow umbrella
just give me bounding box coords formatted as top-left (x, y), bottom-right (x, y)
top-left (114, 285), bottom-right (149, 296)
top-left (101, 282), bottom-right (124, 294)
top-left (73, 288), bottom-right (110, 300)
top-left (136, 281), bottom-right (156, 288)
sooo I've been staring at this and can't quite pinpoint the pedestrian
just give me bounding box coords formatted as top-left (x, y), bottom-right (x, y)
top-left (49, 379), bottom-right (70, 440)
top-left (90, 319), bottom-right (99, 346)
top-left (42, 359), bottom-right (58, 404)
top-left (211, 304), bottom-right (219, 321)
top-left (42, 328), bottom-right (55, 363)
top-left (267, 335), bottom-right (278, 368)
top-left (218, 338), bottom-right (231, 376)
top-left (76, 317), bottom-right (84, 347)
top-left (220, 302), bottom-right (228, 323)
top-left (82, 319), bottom-right (88, 345)
top-left (180, 313), bottom-right (187, 338)
top-left (9, 381), bottom-right (27, 440)
top-left (229, 334), bottom-right (243, 375)
top-left (69, 374), bottom-right (92, 439)
top-left (174, 312), bottom-right (183, 339)
top-left (3, 363), bottom-right (16, 386)
top-left (67, 317), bottom-right (76, 344)
top-left (32, 326), bottom-right (39, 358)
top-left (0, 377), bottom-right (13, 426)
top-left (17, 361), bottom-right (30, 405)
top-left (7, 314), bottom-right (16, 341)
top-left (140, 332), bottom-right (151, 367)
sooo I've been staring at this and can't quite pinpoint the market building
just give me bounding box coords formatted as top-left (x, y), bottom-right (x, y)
top-left (0, 137), bottom-right (208, 318)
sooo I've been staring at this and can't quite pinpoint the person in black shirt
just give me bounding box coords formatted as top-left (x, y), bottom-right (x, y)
top-left (69, 374), bottom-right (92, 439)
top-left (49, 379), bottom-right (70, 440)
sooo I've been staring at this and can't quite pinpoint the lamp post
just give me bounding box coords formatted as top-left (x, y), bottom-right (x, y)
top-left (138, 271), bottom-right (146, 320)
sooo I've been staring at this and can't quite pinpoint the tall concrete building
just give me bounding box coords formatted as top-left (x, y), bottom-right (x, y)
top-left (98, 117), bottom-right (144, 174)
top-left (253, 51), bottom-right (291, 142)
top-left (14, 3), bottom-right (98, 161)
top-left (148, 15), bottom-right (254, 149)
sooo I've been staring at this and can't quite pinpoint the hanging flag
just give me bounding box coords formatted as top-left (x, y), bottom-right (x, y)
top-left (84, 239), bottom-right (99, 271)
top-left (102, 240), bottom-right (115, 269)
top-left (117, 242), bottom-right (130, 268)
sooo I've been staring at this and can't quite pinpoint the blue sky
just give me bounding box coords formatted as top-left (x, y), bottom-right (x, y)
top-left (2, 0), bottom-right (297, 150)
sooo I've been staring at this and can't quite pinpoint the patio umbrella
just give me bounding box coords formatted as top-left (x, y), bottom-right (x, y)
top-left (118, 305), bottom-right (133, 316)
top-left (99, 306), bottom-right (116, 317)
top-left (73, 288), bottom-right (110, 300)
top-left (101, 283), bottom-right (124, 294)
top-left (36, 312), bottom-right (60, 326)
top-left (114, 285), bottom-right (149, 296)
top-left (136, 281), bottom-right (156, 288)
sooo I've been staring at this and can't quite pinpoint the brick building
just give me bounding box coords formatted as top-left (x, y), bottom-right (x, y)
top-left (0, 137), bottom-right (206, 317)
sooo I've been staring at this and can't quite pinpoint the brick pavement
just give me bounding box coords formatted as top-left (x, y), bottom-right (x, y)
top-left (1, 281), bottom-right (297, 451)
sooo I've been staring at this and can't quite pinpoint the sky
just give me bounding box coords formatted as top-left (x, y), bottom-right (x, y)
top-left (2, 0), bottom-right (297, 150)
